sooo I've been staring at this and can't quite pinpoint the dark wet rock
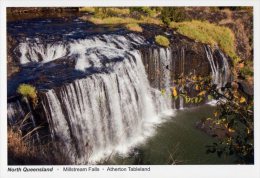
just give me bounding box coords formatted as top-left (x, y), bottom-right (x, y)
top-left (7, 35), bottom-right (20, 78)
top-left (196, 119), bottom-right (232, 139)
top-left (237, 79), bottom-right (253, 96)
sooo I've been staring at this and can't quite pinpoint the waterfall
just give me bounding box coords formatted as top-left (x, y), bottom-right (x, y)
top-left (204, 45), bottom-right (231, 88)
top-left (181, 46), bottom-right (185, 75)
top-left (34, 34), bottom-right (173, 163)
top-left (7, 100), bottom-right (25, 125)
top-left (10, 33), bottom-right (232, 163)
top-left (43, 51), bottom-right (168, 163)
top-left (218, 50), bottom-right (231, 87)
top-left (18, 42), bottom-right (68, 64)
top-left (158, 48), bottom-right (172, 111)
top-left (141, 47), bottom-right (173, 110)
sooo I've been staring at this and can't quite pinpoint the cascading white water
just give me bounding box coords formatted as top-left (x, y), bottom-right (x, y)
top-left (154, 48), bottom-right (173, 113)
top-left (7, 101), bottom-right (25, 125)
top-left (218, 50), bottom-right (231, 87)
top-left (17, 34), bottom-right (146, 66)
top-left (34, 34), bottom-right (174, 163)
top-left (18, 42), bottom-right (68, 64)
top-left (179, 47), bottom-right (185, 109)
top-left (205, 45), bottom-right (231, 88)
top-left (145, 47), bottom-right (174, 112)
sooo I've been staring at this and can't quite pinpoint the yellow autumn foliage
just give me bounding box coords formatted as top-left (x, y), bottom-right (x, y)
top-left (214, 112), bottom-right (218, 117)
top-left (172, 87), bottom-right (178, 97)
top-left (228, 128), bottom-right (235, 133)
top-left (195, 85), bottom-right (200, 91)
top-left (240, 97), bottom-right (246, 103)
top-left (198, 91), bottom-right (206, 96)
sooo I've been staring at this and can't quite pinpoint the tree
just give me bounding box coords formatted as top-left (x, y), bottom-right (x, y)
top-left (160, 7), bottom-right (188, 26)
top-left (206, 83), bottom-right (254, 164)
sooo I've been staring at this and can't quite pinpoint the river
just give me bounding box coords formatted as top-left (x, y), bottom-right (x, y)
top-left (110, 104), bottom-right (235, 165)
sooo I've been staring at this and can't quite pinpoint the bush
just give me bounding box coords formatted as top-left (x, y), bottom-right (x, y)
top-left (155, 35), bottom-right (170, 47)
top-left (206, 84), bottom-right (254, 164)
top-left (17, 84), bottom-right (37, 106)
top-left (160, 7), bottom-right (188, 26)
top-left (17, 84), bottom-right (37, 99)
top-left (125, 23), bottom-right (143, 32)
top-left (93, 8), bottom-right (130, 19)
top-left (129, 7), bottom-right (156, 17)
top-left (240, 66), bottom-right (253, 77)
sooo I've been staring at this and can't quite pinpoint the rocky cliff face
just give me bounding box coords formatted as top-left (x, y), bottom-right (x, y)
top-left (7, 35), bottom-right (20, 78)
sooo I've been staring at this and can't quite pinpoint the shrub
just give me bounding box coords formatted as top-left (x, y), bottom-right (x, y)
top-left (17, 84), bottom-right (37, 106)
top-left (160, 7), bottom-right (188, 26)
top-left (240, 66), bottom-right (253, 77)
top-left (110, 8), bottom-right (130, 15)
top-left (93, 8), bottom-right (130, 19)
top-left (155, 35), bottom-right (170, 47)
top-left (17, 84), bottom-right (37, 99)
top-left (129, 7), bottom-right (156, 17)
top-left (125, 23), bottom-right (143, 32)
top-left (170, 20), bottom-right (238, 62)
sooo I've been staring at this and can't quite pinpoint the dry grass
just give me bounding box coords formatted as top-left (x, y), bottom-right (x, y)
top-left (8, 128), bottom-right (40, 164)
top-left (140, 16), bottom-right (163, 25)
top-left (79, 7), bottom-right (95, 13)
top-left (87, 16), bottom-right (138, 25)
top-left (81, 15), bottom-right (163, 25)
top-left (8, 128), bottom-right (33, 157)
top-left (8, 114), bottom-right (72, 165)
top-left (8, 127), bottom-right (72, 165)
top-left (106, 8), bottom-right (130, 16)
top-left (125, 23), bottom-right (143, 32)
top-left (79, 7), bottom-right (130, 15)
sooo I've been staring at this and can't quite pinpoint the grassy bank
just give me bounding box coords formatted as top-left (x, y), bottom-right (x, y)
top-left (170, 20), bottom-right (239, 63)
top-left (125, 23), bottom-right (143, 32)
top-left (82, 16), bottom-right (163, 25)
top-left (80, 7), bottom-right (239, 63)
